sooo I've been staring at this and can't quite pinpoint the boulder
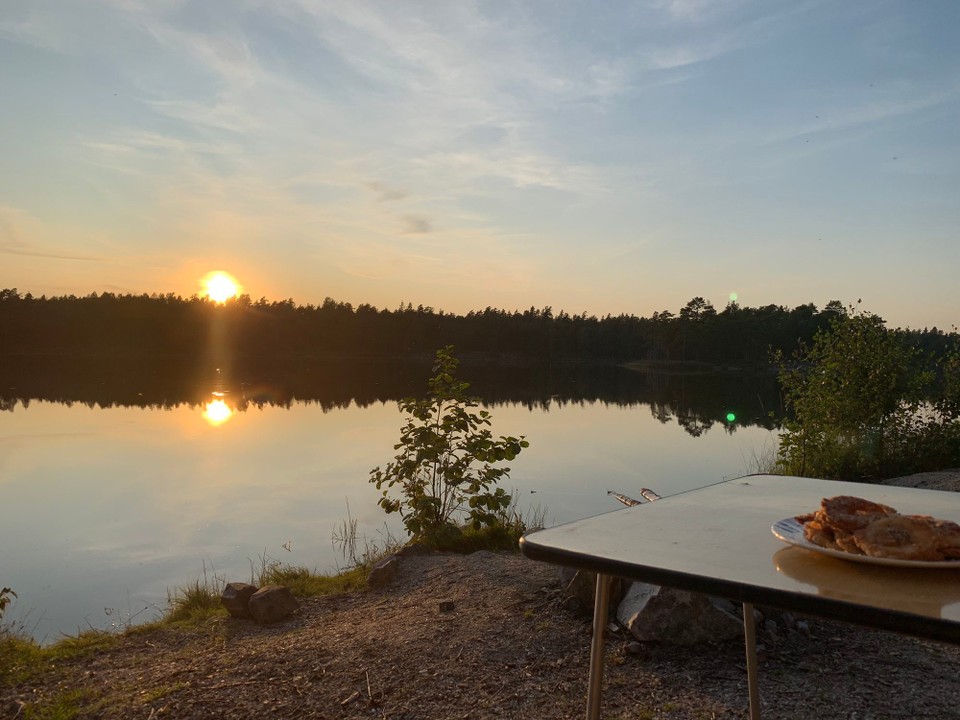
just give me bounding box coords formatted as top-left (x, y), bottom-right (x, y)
top-left (559, 569), bottom-right (625, 615)
top-left (367, 555), bottom-right (401, 590)
top-left (248, 585), bottom-right (300, 624)
top-left (396, 542), bottom-right (430, 558)
top-left (221, 582), bottom-right (257, 619)
top-left (616, 582), bottom-right (742, 646)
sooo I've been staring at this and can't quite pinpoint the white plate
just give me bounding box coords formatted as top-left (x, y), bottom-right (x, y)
top-left (771, 517), bottom-right (960, 568)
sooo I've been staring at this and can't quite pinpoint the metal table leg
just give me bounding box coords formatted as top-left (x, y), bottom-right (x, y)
top-left (742, 602), bottom-right (761, 720)
top-left (586, 573), bottom-right (611, 720)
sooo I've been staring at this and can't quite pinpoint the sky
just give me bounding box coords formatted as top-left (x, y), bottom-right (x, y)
top-left (1, 1), bottom-right (959, 330)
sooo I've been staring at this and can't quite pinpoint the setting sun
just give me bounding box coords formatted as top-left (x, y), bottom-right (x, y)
top-left (201, 271), bottom-right (240, 303)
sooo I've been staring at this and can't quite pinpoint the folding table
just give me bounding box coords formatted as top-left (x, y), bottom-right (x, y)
top-left (519, 474), bottom-right (960, 719)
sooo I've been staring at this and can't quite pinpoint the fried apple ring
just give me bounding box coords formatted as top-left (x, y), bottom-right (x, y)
top-left (819, 495), bottom-right (898, 533)
top-left (929, 517), bottom-right (960, 555)
top-left (833, 531), bottom-right (864, 555)
top-left (852, 515), bottom-right (943, 561)
top-left (803, 519), bottom-right (840, 550)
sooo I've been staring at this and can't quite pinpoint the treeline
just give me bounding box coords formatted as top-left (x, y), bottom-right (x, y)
top-left (0, 288), bottom-right (956, 367)
top-left (0, 354), bottom-right (782, 438)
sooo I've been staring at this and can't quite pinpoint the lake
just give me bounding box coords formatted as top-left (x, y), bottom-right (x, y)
top-left (0, 359), bottom-right (780, 642)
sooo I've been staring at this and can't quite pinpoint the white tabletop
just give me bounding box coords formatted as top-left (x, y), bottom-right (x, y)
top-left (520, 474), bottom-right (960, 643)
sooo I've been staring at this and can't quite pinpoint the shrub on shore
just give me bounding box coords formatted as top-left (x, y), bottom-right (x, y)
top-left (776, 305), bottom-right (960, 481)
top-left (370, 346), bottom-right (530, 544)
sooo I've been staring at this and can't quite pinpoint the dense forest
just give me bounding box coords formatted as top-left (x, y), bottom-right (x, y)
top-left (2, 288), bottom-right (956, 367)
top-left (2, 289), bottom-right (956, 439)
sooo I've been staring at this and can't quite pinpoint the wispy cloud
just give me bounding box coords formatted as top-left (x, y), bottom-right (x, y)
top-left (0, 5), bottom-right (71, 53)
top-left (761, 82), bottom-right (960, 147)
top-left (0, 246), bottom-right (99, 262)
top-left (366, 182), bottom-right (408, 202)
top-left (400, 215), bottom-right (432, 235)
top-left (0, 206), bottom-right (102, 262)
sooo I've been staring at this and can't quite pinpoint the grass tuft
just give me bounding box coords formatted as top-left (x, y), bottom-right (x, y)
top-left (421, 494), bottom-right (548, 553)
top-left (19, 688), bottom-right (90, 720)
top-left (0, 630), bottom-right (118, 685)
top-left (161, 561), bottom-right (227, 626)
top-left (257, 562), bottom-right (369, 596)
top-left (164, 576), bottom-right (227, 625)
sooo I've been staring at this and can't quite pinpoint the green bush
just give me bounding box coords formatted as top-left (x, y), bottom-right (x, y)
top-left (0, 587), bottom-right (14, 622)
top-left (370, 346), bottom-right (529, 542)
top-left (776, 306), bottom-right (960, 481)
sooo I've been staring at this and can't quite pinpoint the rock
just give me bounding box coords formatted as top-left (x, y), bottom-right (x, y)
top-left (438, 600), bottom-right (455, 612)
top-left (248, 585), bottom-right (300, 624)
top-left (397, 542), bottom-right (430, 558)
top-left (615, 582), bottom-right (742, 646)
top-left (560, 569), bottom-right (625, 615)
top-left (764, 618), bottom-right (780, 640)
top-left (712, 597), bottom-right (739, 616)
top-left (368, 555), bottom-right (401, 590)
top-left (562, 596), bottom-right (583, 613)
top-left (221, 582), bottom-right (257, 619)
top-left (430, 522), bottom-right (464, 549)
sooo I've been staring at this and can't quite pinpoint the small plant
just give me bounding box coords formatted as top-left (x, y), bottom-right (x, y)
top-left (0, 586), bottom-right (15, 622)
top-left (370, 346), bottom-right (529, 542)
top-left (330, 501), bottom-right (402, 571)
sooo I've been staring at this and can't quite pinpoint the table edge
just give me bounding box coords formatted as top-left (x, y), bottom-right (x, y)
top-left (519, 534), bottom-right (960, 645)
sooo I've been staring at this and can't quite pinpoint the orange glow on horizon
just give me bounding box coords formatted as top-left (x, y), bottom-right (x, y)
top-left (201, 271), bottom-right (241, 303)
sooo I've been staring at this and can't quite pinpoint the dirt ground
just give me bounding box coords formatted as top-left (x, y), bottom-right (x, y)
top-left (5, 471), bottom-right (960, 719)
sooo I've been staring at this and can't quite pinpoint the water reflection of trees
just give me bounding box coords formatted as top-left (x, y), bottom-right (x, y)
top-left (0, 355), bottom-right (782, 435)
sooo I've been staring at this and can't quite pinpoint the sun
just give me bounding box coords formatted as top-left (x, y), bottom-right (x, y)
top-left (201, 271), bottom-right (241, 303)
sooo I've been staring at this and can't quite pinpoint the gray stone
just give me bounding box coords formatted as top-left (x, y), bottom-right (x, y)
top-left (221, 582), bottom-right (257, 619)
top-left (764, 619), bottom-right (780, 639)
top-left (560, 570), bottom-right (625, 615)
top-left (562, 595), bottom-right (583, 613)
top-left (397, 542), bottom-right (429, 558)
top-left (712, 597), bottom-right (739, 616)
top-left (615, 582), bottom-right (742, 646)
top-left (562, 569), bottom-right (595, 611)
top-left (248, 585), bottom-right (300, 624)
top-left (367, 555), bottom-right (401, 590)
top-left (558, 566), bottom-right (578, 587)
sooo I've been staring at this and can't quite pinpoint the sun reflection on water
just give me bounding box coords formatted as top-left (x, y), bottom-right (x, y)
top-left (203, 395), bottom-right (234, 426)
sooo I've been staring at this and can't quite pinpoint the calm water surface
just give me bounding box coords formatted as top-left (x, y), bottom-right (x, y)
top-left (0, 367), bottom-right (778, 642)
